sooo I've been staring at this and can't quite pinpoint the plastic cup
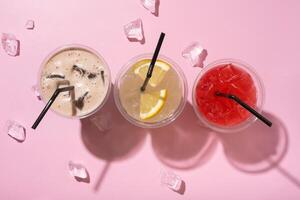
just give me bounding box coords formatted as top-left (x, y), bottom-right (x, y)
top-left (114, 53), bottom-right (188, 128)
top-left (192, 59), bottom-right (264, 133)
top-left (37, 44), bottom-right (111, 119)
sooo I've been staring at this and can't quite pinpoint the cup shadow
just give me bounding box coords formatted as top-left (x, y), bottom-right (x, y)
top-left (276, 165), bottom-right (300, 189)
top-left (153, 0), bottom-right (160, 17)
top-left (80, 84), bottom-right (147, 190)
top-left (217, 112), bottom-right (289, 173)
top-left (150, 102), bottom-right (218, 170)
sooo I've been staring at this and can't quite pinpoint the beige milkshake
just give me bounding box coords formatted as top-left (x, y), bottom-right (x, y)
top-left (39, 45), bottom-right (111, 118)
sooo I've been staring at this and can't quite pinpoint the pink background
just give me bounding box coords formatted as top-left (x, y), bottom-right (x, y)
top-left (1, 0), bottom-right (300, 199)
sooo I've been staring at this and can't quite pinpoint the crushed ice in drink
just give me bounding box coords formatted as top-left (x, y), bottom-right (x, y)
top-left (25, 20), bottom-right (35, 30)
top-left (68, 161), bottom-right (88, 180)
top-left (1, 33), bottom-right (20, 56)
top-left (5, 120), bottom-right (26, 142)
top-left (47, 73), bottom-right (65, 79)
top-left (140, 0), bottom-right (158, 14)
top-left (124, 18), bottom-right (144, 41)
top-left (161, 169), bottom-right (183, 191)
top-left (32, 85), bottom-right (41, 100)
top-left (220, 64), bottom-right (239, 83)
top-left (56, 80), bottom-right (70, 89)
top-left (72, 64), bottom-right (86, 76)
top-left (90, 112), bottom-right (112, 132)
top-left (182, 42), bottom-right (207, 68)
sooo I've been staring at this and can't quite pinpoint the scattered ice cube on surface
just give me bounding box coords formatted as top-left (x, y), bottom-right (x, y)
top-left (25, 20), bottom-right (35, 30)
top-left (182, 42), bottom-right (207, 68)
top-left (140, 0), bottom-right (158, 14)
top-left (32, 85), bottom-right (41, 100)
top-left (1, 33), bottom-right (20, 56)
top-left (90, 112), bottom-right (112, 132)
top-left (161, 169), bottom-right (183, 191)
top-left (124, 18), bottom-right (144, 41)
top-left (68, 161), bottom-right (88, 180)
top-left (5, 120), bottom-right (26, 142)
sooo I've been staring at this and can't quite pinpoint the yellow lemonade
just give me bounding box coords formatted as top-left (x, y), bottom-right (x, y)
top-left (115, 55), bottom-right (187, 128)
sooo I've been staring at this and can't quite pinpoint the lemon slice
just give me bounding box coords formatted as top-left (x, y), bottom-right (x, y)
top-left (140, 89), bottom-right (167, 120)
top-left (134, 60), bottom-right (170, 87)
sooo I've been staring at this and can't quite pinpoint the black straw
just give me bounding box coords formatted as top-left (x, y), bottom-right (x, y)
top-left (32, 86), bottom-right (74, 129)
top-left (140, 32), bottom-right (165, 92)
top-left (215, 91), bottom-right (272, 127)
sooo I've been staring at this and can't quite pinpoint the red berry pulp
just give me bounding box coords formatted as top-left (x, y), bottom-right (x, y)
top-left (195, 63), bottom-right (257, 126)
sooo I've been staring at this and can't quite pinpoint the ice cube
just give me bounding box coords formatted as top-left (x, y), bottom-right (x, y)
top-left (219, 64), bottom-right (240, 83)
top-left (124, 18), bottom-right (144, 41)
top-left (25, 20), bottom-right (35, 30)
top-left (31, 85), bottom-right (41, 100)
top-left (161, 169), bottom-right (183, 191)
top-left (56, 80), bottom-right (70, 88)
top-left (140, 0), bottom-right (158, 14)
top-left (5, 120), bottom-right (26, 142)
top-left (68, 161), bottom-right (88, 180)
top-left (182, 42), bottom-right (207, 68)
top-left (90, 112), bottom-right (112, 132)
top-left (1, 33), bottom-right (20, 56)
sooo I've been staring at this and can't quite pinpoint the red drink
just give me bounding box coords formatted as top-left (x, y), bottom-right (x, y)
top-left (192, 59), bottom-right (264, 133)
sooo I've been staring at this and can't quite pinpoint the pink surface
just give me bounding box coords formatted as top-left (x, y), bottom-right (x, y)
top-left (1, 0), bottom-right (300, 199)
